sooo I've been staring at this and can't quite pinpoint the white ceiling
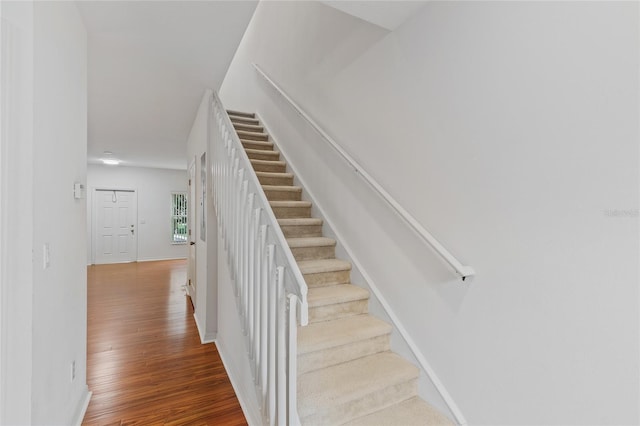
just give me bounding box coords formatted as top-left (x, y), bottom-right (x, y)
top-left (78, 1), bottom-right (424, 171)
top-left (78, 1), bottom-right (258, 170)
top-left (320, 1), bottom-right (428, 31)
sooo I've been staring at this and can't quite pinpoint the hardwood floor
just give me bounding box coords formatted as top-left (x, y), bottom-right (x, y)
top-left (83, 260), bottom-right (247, 426)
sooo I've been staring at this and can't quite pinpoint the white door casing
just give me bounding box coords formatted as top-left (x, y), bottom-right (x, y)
top-left (187, 159), bottom-right (196, 304)
top-left (93, 189), bottom-right (137, 264)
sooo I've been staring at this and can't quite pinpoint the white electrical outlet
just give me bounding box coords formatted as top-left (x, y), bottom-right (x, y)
top-left (71, 361), bottom-right (75, 381)
top-left (43, 243), bottom-right (50, 269)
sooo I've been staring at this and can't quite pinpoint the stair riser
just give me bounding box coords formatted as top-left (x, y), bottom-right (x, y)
top-left (281, 225), bottom-right (323, 238)
top-left (264, 189), bottom-right (302, 201)
top-left (303, 270), bottom-right (351, 287)
top-left (257, 175), bottom-right (293, 186)
top-left (291, 245), bottom-right (335, 261)
top-left (300, 379), bottom-right (418, 425)
top-left (272, 206), bottom-right (311, 219)
top-left (234, 124), bottom-right (263, 132)
top-left (227, 110), bottom-right (255, 118)
top-left (298, 335), bottom-right (391, 375)
top-left (242, 141), bottom-right (274, 151)
top-left (230, 117), bottom-right (259, 125)
top-left (247, 151), bottom-right (280, 161)
top-left (238, 132), bottom-right (269, 142)
top-left (309, 299), bottom-right (368, 324)
top-left (251, 162), bottom-right (286, 173)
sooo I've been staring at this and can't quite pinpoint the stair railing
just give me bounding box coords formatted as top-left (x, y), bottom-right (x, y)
top-left (253, 63), bottom-right (475, 281)
top-left (209, 90), bottom-right (308, 426)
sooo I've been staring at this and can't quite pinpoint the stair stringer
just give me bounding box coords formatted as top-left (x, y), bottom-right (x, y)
top-left (255, 112), bottom-right (466, 426)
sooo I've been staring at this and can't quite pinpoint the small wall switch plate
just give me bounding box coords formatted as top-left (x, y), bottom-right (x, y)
top-left (74, 182), bottom-right (84, 199)
top-left (43, 243), bottom-right (50, 269)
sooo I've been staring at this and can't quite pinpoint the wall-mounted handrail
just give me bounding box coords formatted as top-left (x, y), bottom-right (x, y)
top-left (252, 63), bottom-right (475, 281)
top-left (209, 89), bottom-right (308, 425)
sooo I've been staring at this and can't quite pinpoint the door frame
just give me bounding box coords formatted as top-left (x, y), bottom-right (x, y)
top-left (187, 158), bottom-right (197, 303)
top-left (91, 187), bottom-right (138, 265)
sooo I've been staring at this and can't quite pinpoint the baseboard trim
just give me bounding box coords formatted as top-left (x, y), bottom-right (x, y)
top-left (72, 388), bottom-right (92, 426)
top-left (258, 113), bottom-right (467, 426)
top-left (137, 257), bottom-right (188, 263)
top-left (215, 338), bottom-right (262, 426)
top-left (193, 313), bottom-right (216, 344)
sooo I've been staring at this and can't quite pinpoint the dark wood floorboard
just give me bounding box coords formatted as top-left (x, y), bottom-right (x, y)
top-left (83, 260), bottom-right (247, 426)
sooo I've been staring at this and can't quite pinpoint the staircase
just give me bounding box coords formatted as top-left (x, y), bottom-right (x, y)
top-left (226, 110), bottom-right (452, 426)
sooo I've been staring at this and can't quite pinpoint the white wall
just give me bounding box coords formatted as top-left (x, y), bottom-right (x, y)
top-left (87, 164), bottom-right (188, 263)
top-left (187, 91), bottom-right (218, 343)
top-left (0, 2), bottom-right (35, 423)
top-left (0, 2), bottom-right (90, 424)
top-left (220, 2), bottom-right (639, 424)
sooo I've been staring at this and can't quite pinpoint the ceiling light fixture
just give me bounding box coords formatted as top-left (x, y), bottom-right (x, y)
top-left (102, 159), bottom-right (120, 166)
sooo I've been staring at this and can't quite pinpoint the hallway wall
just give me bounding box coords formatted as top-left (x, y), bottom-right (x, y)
top-left (0, 2), bottom-right (92, 424)
top-left (220, 2), bottom-right (640, 424)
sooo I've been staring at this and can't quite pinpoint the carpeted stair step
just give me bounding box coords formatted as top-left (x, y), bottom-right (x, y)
top-left (233, 122), bottom-right (263, 133)
top-left (230, 115), bottom-right (260, 126)
top-left (298, 352), bottom-right (419, 425)
top-left (308, 284), bottom-right (368, 323)
top-left (270, 200), bottom-right (312, 219)
top-left (256, 171), bottom-right (293, 186)
top-left (298, 315), bottom-right (392, 374)
top-left (288, 237), bottom-right (336, 261)
top-left (236, 129), bottom-right (269, 142)
top-left (278, 218), bottom-right (323, 238)
top-left (263, 185), bottom-right (302, 201)
top-left (298, 259), bottom-right (352, 287)
top-left (241, 139), bottom-right (274, 151)
top-left (343, 397), bottom-right (454, 426)
top-left (245, 148), bottom-right (280, 161)
top-left (251, 159), bottom-right (287, 173)
top-left (227, 109), bottom-right (255, 118)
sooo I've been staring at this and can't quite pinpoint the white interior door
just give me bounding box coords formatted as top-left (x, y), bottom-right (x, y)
top-left (93, 189), bottom-right (137, 264)
top-left (187, 161), bottom-right (196, 303)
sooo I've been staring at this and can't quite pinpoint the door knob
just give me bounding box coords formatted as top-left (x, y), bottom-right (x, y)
top-left (190, 242), bottom-right (195, 246)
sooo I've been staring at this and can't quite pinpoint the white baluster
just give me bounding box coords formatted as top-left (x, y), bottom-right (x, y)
top-left (241, 185), bottom-right (250, 336)
top-left (267, 244), bottom-right (276, 426)
top-left (259, 225), bottom-right (269, 412)
top-left (276, 266), bottom-right (287, 426)
top-left (246, 194), bottom-right (256, 354)
top-left (287, 295), bottom-right (301, 426)
top-left (239, 178), bottom-right (248, 321)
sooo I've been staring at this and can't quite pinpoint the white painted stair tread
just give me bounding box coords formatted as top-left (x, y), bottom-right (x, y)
top-left (287, 237), bottom-right (336, 248)
top-left (298, 314), bottom-right (391, 354)
top-left (278, 218), bottom-right (323, 226)
top-left (343, 397), bottom-right (454, 426)
top-left (298, 352), bottom-right (419, 417)
top-left (298, 258), bottom-right (352, 274)
top-left (308, 284), bottom-right (368, 307)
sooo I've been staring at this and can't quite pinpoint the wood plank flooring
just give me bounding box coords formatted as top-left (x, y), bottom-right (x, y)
top-left (83, 260), bottom-right (247, 426)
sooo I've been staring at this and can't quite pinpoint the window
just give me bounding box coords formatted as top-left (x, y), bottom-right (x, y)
top-left (171, 192), bottom-right (188, 243)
